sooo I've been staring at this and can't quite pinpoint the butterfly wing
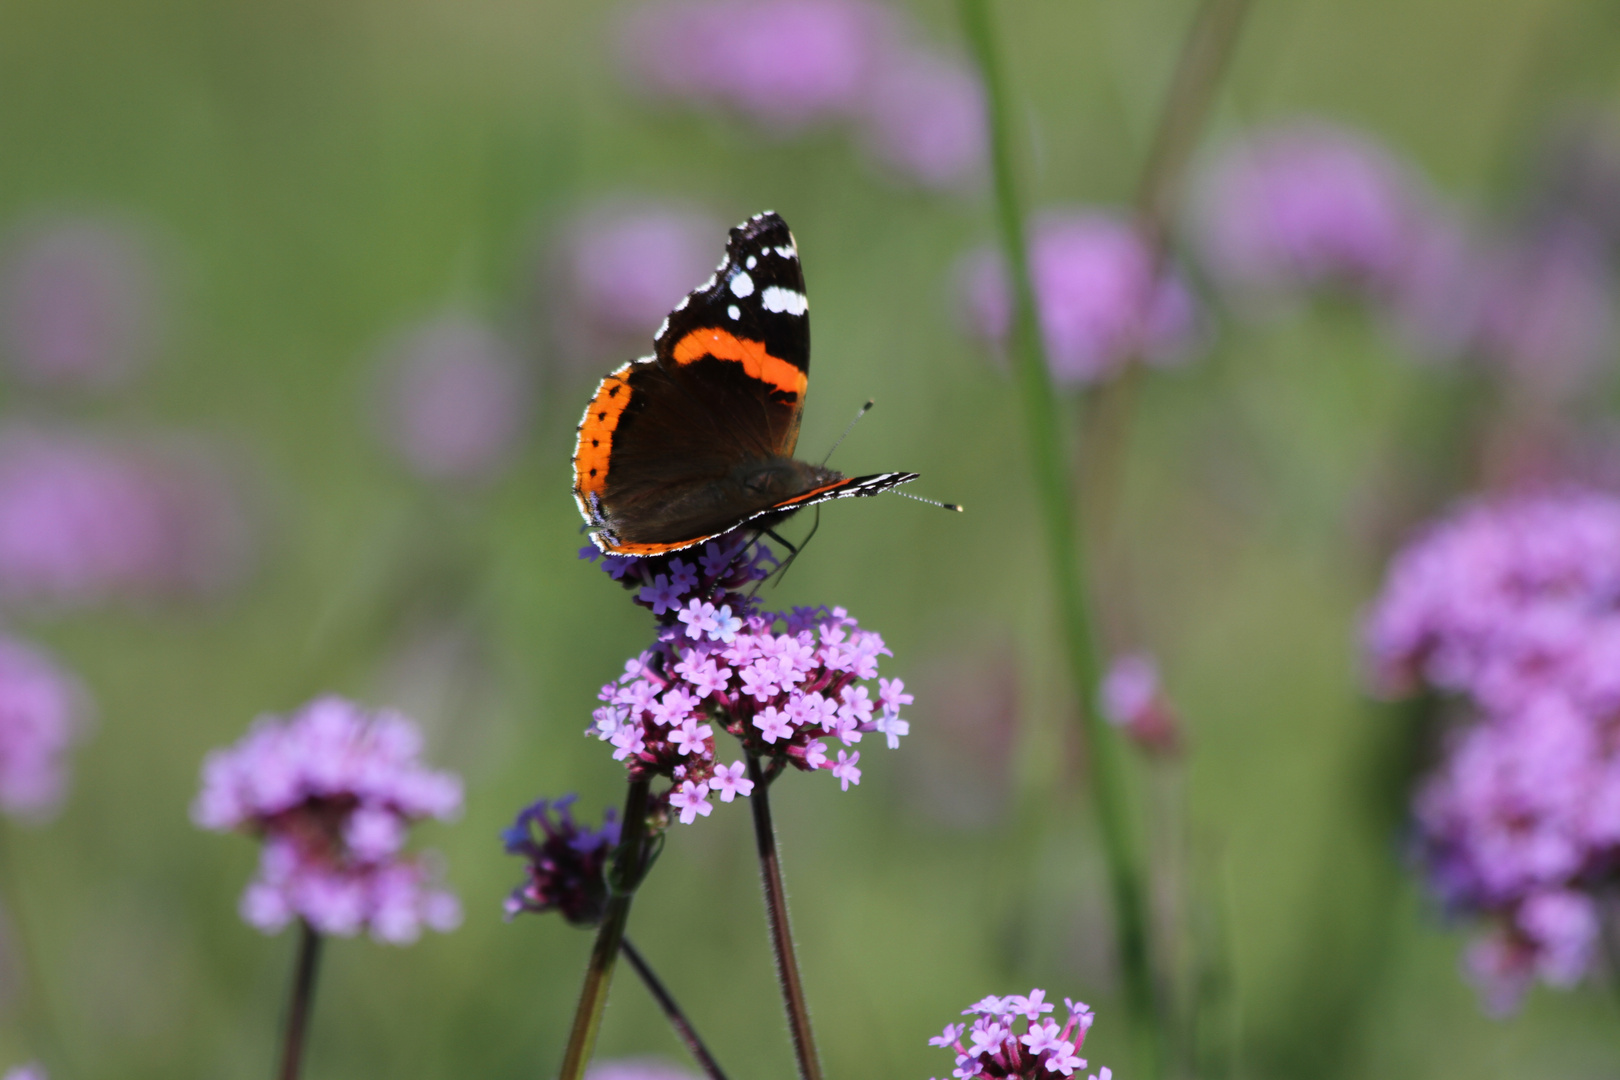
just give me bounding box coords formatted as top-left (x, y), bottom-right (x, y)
top-left (573, 212), bottom-right (817, 553)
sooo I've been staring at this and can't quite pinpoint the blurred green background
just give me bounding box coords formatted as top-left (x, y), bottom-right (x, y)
top-left (1, 0), bottom-right (1618, 1077)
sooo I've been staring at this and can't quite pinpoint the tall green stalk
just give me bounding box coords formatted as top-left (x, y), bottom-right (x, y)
top-left (957, 0), bottom-right (1160, 1070)
top-left (958, 0), bottom-right (1250, 1073)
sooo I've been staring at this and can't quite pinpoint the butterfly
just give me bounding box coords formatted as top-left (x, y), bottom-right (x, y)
top-left (573, 211), bottom-right (919, 556)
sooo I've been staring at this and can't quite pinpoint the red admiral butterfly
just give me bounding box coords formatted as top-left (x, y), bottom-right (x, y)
top-left (574, 211), bottom-right (920, 556)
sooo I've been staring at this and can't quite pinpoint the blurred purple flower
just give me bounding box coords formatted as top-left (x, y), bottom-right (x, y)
top-left (2, 1064), bottom-right (45, 1080)
top-left (553, 202), bottom-right (725, 354)
top-left (927, 990), bottom-right (1107, 1080)
top-left (193, 695), bottom-right (463, 944)
top-left (0, 217), bottom-right (163, 392)
top-left (959, 211), bottom-right (1201, 385)
top-left (586, 1061), bottom-right (702, 1080)
top-left (1194, 121), bottom-right (1428, 301)
top-left (1365, 488), bottom-right (1620, 1012)
top-left (374, 315), bottom-right (531, 484)
top-left (1469, 226), bottom-right (1615, 400)
top-left (857, 49), bottom-right (986, 191)
top-left (0, 635), bottom-right (88, 820)
top-left (1098, 653), bottom-right (1179, 756)
top-left (502, 794), bottom-right (620, 924)
top-left (0, 426), bottom-right (252, 609)
top-left (1362, 489), bottom-right (1620, 710)
top-left (617, 0), bottom-right (895, 132)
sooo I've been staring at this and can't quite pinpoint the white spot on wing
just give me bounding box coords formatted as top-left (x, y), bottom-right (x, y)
top-left (773, 245), bottom-right (796, 259)
top-left (729, 270), bottom-right (755, 297)
top-left (655, 317), bottom-right (670, 340)
top-left (728, 304), bottom-right (740, 320)
top-left (674, 296), bottom-right (690, 311)
top-left (761, 286), bottom-right (808, 315)
top-left (746, 255), bottom-right (758, 269)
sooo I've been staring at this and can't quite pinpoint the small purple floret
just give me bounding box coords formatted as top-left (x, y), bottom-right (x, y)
top-left (503, 795), bottom-right (620, 925)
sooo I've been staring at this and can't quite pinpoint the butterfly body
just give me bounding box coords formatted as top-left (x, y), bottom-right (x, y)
top-left (573, 211), bottom-right (917, 556)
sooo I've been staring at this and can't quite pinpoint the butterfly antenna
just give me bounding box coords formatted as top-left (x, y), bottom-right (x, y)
top-left (821, 399), bottom-right (875, 466)
top-left (890, 489), bottom-right (964, 513)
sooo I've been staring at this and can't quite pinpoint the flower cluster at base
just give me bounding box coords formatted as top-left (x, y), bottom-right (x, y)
top-left (193, 696), bottom-right (463, 944)
top-left (928, 990), bottom-right (1108, 1080)
top-left (502, 794), bottom-right (620, 925)
top-left (581, 537), bottom-right (911, 823)
top-left (1363, 489), bottom-right (1620, 1013)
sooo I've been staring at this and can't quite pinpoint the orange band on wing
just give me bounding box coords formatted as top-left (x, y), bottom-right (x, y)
top-left (573, 362), bottom-right (637, 502)
top-left (672, 328), bottom-right (808, 398)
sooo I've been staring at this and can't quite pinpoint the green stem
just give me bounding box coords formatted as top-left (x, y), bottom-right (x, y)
top-left (558, 778), bottom-right (654, 1080)
top-left (960, 0), bottom-right (1248, 1073)
top-left (746, 756), bottom-right (822, 1080)
top-left (0, 826), bottom-right (70, 1074)
top-left (277, 920), bottom-right (323, 1080)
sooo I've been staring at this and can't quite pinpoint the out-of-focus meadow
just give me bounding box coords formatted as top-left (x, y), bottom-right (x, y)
top-left (1, 0), bottom-right (1619, 1077)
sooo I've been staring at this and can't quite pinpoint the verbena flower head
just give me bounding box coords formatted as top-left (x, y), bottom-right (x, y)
top-left (1194, 121), bottom-right (1428, 301)
top-left (0, 635), bottom-right (88, 820)
top-left (582, 537), bottom-right (909, 822)
top-left (856, 48), bottom-right (986, 192)
top-left (374, 314), bottom-right (531, 484)
top-left (1099, 652), bottom-right (1179, 756)
top-left (960, 210), bottom-right (1200, 385)
top-left (586, 1060), bottom-right (703, 1080)
top-left (617, 0), bottom-right (895, 133)
top-left (0, 426), bottom-right (252, 609)
top-left (1365, 488), bottom-right (1620, 1012)
top-left (1362, 489), bottom-right (1620, 711)
top-left (0, 217), bottom-right (162, 392)
top-left (193, 696), bottom-right (463, 944)
top-left (502, 794), bottom-right (620, 925)
top-left (927, 990), bottom-right (1108, 1080)
top-left (1469, 226), bottom-right (1615, 401)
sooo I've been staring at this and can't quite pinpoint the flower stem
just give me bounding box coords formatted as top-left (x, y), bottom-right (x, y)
top-left (959, 0), bottom-right (1158, 1067)
top-left (960, 0), bottom-right (1243, 1073)
top-left (558, 777), bottom-right (654, 1080)
top-left (746, 755), bottom-right (822, 1080)
top-left (621, 935), bottom-right (730, 1080)
top-left (0, 825), bottom-right (71, 1075)
top-left (277, 920), bottom-right (323, 1080)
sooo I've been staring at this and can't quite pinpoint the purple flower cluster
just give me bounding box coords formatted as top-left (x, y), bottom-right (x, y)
top-left (583, 538), bottom-right (910, 823)
top-left (193, 696), bottom-right (463, 944)
top-left (0, 425), bottom-right (251, 608)
top-left (927, 990), bottom-right (1108, 1080)
top-left (502, 795), bottom-right (620, 926)
top-left (1193, 118), bottom-right (1619, 397)
top-left (2, 1064), bottom-right (45, 1080)
top-left (617, 1), bottom-right (985, 191)
top-left (1195, 121), bottom-right (1430, 301)
top-left (1364, 489), bottom-right (1620, 1011)
top-left (0, 635), bottom-right (87, 819)
top-left (586, 1060), bottom-right (702, 1080)
top-left (0, 217), bottom-right (162, 393)
top-left (960, 211), bottom-right (1200, 385)
top-left (373, 314), bottom-right (532, 484)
